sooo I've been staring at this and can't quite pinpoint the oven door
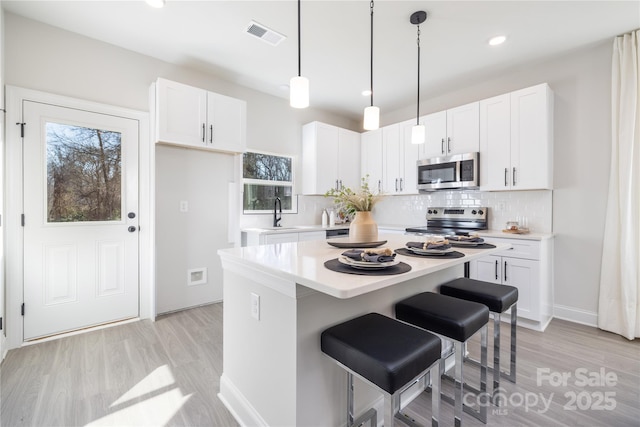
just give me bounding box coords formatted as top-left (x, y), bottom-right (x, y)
top-left (417, 152), bottom-right (479, 191)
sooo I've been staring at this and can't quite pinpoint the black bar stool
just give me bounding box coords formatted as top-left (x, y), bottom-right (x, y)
top-left (395, 292), bottom-right (489, 427)
top-left (321, 313), bottom-right (442, 427)
top-left (440, 277), bottom-right (518, 404)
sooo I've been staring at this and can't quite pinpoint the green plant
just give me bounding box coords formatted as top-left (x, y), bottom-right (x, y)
top-left (325, 176), bottom-right (383, 214)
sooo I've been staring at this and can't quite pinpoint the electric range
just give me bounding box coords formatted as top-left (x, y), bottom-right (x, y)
top-left (405, 207), bottom-right (488, 236)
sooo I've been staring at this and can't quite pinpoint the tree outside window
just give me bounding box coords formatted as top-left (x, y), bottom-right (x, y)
top-left (242, 151), bottom-right (296, 213)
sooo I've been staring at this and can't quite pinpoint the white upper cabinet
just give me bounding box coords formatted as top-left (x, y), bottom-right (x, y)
top-left (480, 83), bottom-right (553, 191)
top-left (420, 102), bottom-right (480, 159)
top-left (302, 122), bottom-right (361, 195)
top-left (361, 129), bottom-right (383, 193)
top-left (154, 78), bottom-right (246, 153)
top-left (382, 120), bottom-right (419, 195)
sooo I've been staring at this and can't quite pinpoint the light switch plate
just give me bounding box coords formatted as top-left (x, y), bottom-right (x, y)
top-left (251, 293), bottom-right (260, 320)
top-left (180, 200), bottom-right (189, 212)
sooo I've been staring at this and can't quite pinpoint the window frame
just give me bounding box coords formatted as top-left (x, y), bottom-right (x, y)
top-left (242, 150), bottom-right (298, 215)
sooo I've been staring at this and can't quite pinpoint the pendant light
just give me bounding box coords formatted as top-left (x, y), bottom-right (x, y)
top-left (363, 1), bottom-right (379, 130)
top-left (410, 11), bottom-right (427, 144)
top-left (290, 0), bottom-right (309, 108)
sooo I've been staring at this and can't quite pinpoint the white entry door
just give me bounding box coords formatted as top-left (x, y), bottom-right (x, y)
top-left (22, 101), bottom-right (139, 340)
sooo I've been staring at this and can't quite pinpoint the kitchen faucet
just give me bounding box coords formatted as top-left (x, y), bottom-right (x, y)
top-left (273, 197), bottom-right (282, 227)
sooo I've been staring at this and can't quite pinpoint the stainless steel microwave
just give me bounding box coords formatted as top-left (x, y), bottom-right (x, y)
top-left (416, 152), bottom-right (479, 191)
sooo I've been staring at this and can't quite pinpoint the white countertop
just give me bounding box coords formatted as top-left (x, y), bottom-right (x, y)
top-left (218, 233), bottom-right (511, 299)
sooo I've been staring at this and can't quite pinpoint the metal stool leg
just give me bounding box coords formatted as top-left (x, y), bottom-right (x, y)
top-left (492, 312), bottom-right (501, 405)
top-left (506, 304), bottom-right (517, 384)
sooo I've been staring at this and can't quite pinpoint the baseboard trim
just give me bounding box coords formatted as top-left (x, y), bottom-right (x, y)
top-left (218, 373), bottom-right (268, 427)
top-left (553, 304), bottom-right (598, 327)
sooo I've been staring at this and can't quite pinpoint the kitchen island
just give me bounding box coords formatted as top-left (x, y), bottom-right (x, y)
top-left (217, 234), bottom-right (510, 426)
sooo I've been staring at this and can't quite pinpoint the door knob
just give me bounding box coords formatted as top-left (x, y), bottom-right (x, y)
top-left (128, 226), bottom-right (137, 233)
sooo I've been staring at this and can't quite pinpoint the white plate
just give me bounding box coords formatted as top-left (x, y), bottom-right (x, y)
top-left (407, 246), bottom-right (454, 255)
top-left (338, 256), bottom-right (399, 269)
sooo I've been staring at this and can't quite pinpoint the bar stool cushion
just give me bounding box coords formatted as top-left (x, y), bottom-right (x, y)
top-left (396, 292), bottom-right (489, 342)
top-left (321, 313), bottom-right (441, 394)
top-left (440, 278), bottom-right (518, 313)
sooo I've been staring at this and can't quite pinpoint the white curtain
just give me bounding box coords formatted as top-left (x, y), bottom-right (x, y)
top-left (598, 30), bottom-right (640, 340)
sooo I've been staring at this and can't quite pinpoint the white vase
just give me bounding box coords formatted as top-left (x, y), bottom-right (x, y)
top-left (349, 211), bottom-right (378, 242)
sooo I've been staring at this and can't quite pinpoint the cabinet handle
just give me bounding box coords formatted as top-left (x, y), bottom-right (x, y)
top-left (339, 180), bottom-right (343, 190)
top-left (495, 260), bottom-right (499, 281)
top-left (209, 125), bottom-right (213, 143)
top-left (400, 178), bottom-right (403, 192)
top-left (504, 168), bottom-right (509, 187)
top-left (513, 168), bottom-right (517, 186)
top-left (504, 260), bottom-right (508, 282)
top-left (441, 138), bottom-right (445, 154)
top-left (378, 180), bottom-right (381, 192)
top-left (202, 123), bottom-right (206, 143)
top-left (447, 137), bottom-right (451, 153)
top-left (395, 178), bottom-right (399, 192)
top-left (335, 180), bottom-right (339, 191)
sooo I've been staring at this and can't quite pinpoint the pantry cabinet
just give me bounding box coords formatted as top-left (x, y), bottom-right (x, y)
top-left (302, 122), bottom-right (361, 195)
top-left (154, 78), bottom-right (246, 153)
top-left (479, 83), bottom-right (553, 191)
top-left (360, 129), bottom-right (384, 193)
top-left (469, 236), bottom-right (553, 331)
top-left (421, 102), bottom-right (480, 159)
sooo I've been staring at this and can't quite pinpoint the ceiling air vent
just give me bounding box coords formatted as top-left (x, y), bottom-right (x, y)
top-left (245, 20), bottom-right (286, 46)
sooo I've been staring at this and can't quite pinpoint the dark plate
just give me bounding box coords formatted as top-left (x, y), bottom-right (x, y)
top-left (327, 240), bottom-right (388, 249)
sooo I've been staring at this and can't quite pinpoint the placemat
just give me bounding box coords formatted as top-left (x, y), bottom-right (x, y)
top-left (324, 259), bottom-right (411, 276)
top-left (395, 248), bottom-right (466, 259)
top-left (449, 243), bottom-right (496, 249)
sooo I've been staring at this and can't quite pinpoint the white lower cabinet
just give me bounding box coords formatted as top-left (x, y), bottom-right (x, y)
top-left (263, 233), bottom-right (299, 245)
top-left (468, 236), bottom-right (553, 331)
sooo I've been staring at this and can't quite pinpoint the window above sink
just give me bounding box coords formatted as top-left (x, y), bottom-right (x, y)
top-left (242, 150), bottom-right (297, 214)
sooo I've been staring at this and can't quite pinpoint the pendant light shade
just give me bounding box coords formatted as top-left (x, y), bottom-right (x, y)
top-left (411, 124), bottom-right (425, 145)
top-left (363, 1), bottom-right (379, 130)
top-left (410, 11), bottom-right (427, 144)
top-left (290, 76), bottom-right (309, 108)
top-left (364, 106), bottom-right (380, 131)
top-left (290, 0), bottom-right (309, 109)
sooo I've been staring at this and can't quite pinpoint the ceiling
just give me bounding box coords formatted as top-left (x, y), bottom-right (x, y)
top-left (3, 1), bottom-right (639, 121)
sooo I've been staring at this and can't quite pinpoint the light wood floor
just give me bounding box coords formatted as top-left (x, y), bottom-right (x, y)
top-left (1, 303), bottom-right (639, 426)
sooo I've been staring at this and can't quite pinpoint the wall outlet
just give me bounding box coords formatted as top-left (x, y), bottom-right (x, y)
top-left (179, 200), bottom-right (189, 212)
top-left (251, 293), bottom-right (260, 320)
top-left (497, 202), bottom-right (506, 212)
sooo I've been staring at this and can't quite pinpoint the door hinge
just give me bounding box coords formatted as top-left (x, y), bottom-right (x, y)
top-left (21, 303), bottom-right (25, 316)
top-left (16, 122), bottom-right (26, 138)
top-left (21, 214), bottom-right (25, 227)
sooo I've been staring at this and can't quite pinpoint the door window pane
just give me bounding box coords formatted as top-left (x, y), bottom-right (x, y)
top-left (46, 122), bottom-right (122, 222)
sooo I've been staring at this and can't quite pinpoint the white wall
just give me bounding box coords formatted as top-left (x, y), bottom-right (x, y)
top-left (3, 12), bottom-right (357, 314)
top-left (383, 41), bottom-right (614, 324)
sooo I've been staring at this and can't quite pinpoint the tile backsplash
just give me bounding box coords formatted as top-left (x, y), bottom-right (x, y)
top-left (239, 190), bottom-right (553, 234)
top-left (371, 190), bottom-right (553, 233)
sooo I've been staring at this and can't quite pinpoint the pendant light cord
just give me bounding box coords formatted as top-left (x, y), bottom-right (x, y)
top-left (369, 0), bottom-right (374, 107)
top-left (297, 0), bottom-right (301, 77)
top-left (416, 24), bottom-right (421, 125)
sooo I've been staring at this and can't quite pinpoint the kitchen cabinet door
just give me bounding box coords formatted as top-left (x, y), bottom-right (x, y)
top-left (382, 123), bottom-right (402, 193)
top-left (206, 92), bottom-right (246, 153)
top-left (421, 111), bottom-right (447, 159)
top-left (479, 94), bottom-right (511, 191)
top-left (472, 255), bottom-right (503, 284)
top-left (510, 84), bottom-right (553, 190)
top-left (502, 257), bottom-right (539, 321)
top-left (337, 128), bottom-right (361, 191)
top-left (446, 101), bottom-right (480, 155)
top-left (360, 129), bottom-right (383, 193)
top-left (400, 119), bottom-right (420, 194)
top-left (156, 78), bottom-right (207, 148)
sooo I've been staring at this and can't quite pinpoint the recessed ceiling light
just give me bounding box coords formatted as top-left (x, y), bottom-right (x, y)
top-left (489, 35), bottom-right (506, 46)
top-left (145, 0), bottom-right (165, 8)
top-left (362, 89), bottom-right (372, 96)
